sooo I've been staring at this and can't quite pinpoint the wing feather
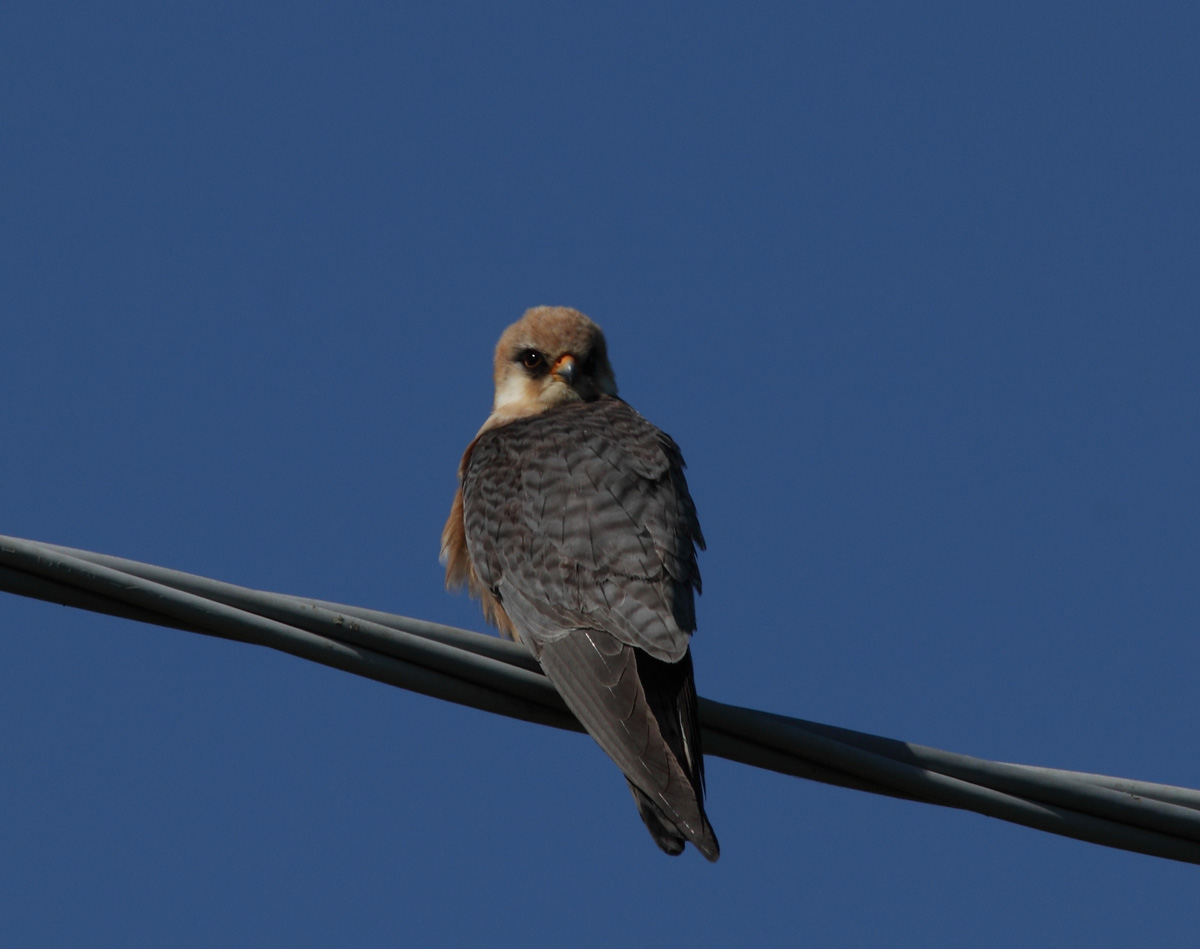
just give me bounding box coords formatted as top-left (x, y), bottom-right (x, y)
top-left (459, 396), bottom-right (717, 859)
top-left (533, 627), bottom-right (718, 860)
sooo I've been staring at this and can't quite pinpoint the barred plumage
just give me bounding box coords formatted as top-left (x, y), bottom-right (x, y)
top-left (442, 308), bottom-right (718, 860)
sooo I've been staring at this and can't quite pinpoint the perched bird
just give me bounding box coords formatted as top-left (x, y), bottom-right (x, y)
top-left (441, 306), bottom-right (719, 860)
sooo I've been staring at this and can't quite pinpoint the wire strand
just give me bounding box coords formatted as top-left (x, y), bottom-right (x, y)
top-left (2, 533), bottom-right (1198, 864)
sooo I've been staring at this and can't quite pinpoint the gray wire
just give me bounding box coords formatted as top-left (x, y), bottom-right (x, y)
top-left (2, 533), bottom-right (1199, 865)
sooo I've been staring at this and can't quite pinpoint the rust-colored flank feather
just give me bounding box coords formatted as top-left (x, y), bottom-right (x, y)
top-left (441, 305), bottom-right (718, 861)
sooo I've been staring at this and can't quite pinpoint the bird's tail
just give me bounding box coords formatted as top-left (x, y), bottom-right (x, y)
top-left (535, 630), bottom-right (720, 861)
top-left (627, 780), bottom-right (722, 860)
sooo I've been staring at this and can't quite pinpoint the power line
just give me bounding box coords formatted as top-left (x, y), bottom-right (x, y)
top-left (2, 533), bottom-right (1199, 864)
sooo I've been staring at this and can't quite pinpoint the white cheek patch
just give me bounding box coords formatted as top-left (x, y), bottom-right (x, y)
top-left (493, 373), bottom-right (533, 411)
top-left (491, 370), bottom-right (581, 421)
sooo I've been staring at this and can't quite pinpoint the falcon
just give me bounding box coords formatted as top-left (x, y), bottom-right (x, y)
top-left (441, 306), bottom-right (719, 860)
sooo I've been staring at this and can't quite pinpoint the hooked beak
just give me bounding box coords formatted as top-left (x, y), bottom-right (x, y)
top-left (552, 354), bottom-right (578, 386)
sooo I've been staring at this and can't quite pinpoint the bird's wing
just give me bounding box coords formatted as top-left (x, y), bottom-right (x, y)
top-left (461, 397), bottom-right (717, 859)
top-left (532, 626), bottom-right (717, 859)
top-left (463, 396), bottom-right (704, 662)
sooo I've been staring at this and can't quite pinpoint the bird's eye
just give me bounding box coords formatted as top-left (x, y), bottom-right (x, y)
top-left (520, 350), bottom-right (544, 370)
top-left (580, 352), bottom-right (596, 375)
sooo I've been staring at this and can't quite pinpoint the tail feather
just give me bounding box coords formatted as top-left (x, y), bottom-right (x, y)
top-left (535, 628), bottom-right (719, 861)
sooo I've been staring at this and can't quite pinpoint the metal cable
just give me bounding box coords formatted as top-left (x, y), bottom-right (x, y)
top-left (2, 533), bottom-right (1198, 865)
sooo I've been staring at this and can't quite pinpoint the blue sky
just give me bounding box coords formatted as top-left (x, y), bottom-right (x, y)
top-left (2, 2), bottom-right (1198, 945)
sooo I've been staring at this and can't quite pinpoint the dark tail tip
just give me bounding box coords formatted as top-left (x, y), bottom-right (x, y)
top-left (628, 781), bottom-right (720, 862)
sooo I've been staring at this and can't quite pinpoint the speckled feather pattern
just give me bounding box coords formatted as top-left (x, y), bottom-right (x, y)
top-left (454, 396), bottom-right (718, 859)
top-left (463, 397), bottom-right (704, 661)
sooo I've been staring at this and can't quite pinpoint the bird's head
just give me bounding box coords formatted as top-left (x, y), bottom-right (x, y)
top-left (489, 306), bottom-right (618, 420)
